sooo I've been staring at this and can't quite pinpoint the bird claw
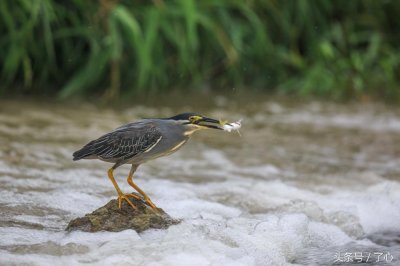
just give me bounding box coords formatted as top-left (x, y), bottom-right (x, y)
top-left (117, 193), bottom-right (160, 213)
top-left (117, 194), bottom-right (138, 210)
top-left (125, 192), bottom-right (143, 201)
top-left (143, 197), bottom-right (158, 211)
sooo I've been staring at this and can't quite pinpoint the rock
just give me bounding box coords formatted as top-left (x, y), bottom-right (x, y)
top-left (367, 231), bottom-right (400, 247)
top-left (66, 194), bottom-right (180, 233)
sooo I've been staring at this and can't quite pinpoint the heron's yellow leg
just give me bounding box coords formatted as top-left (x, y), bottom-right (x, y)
top-left (107, 168), bottom-right (138, 210)
top-left (127, 166), bottom-right (158, 210)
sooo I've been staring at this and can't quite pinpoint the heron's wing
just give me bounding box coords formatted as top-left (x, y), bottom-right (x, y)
top-left (73, 122), bottom-right (162, 161)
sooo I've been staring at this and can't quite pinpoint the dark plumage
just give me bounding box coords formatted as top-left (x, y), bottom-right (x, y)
top-left (73, 122), bottom-right (162, 164)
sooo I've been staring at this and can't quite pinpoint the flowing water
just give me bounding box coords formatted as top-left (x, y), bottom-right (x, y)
top-left (0, 97), bottom-right (399, 266)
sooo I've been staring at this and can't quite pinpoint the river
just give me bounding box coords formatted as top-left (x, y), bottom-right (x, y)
top-left (0, 97), bottom-right (399, 265)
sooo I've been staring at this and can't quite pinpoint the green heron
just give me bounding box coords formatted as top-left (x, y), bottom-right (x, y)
top-left (73, 113), bottom-right (225, 211)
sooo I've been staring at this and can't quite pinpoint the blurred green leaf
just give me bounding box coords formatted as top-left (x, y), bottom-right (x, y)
top-left (0, 0), bottom-right (399, 100)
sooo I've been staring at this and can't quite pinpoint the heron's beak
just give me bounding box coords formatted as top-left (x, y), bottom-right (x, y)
top-left (196, 117), bottom-right (223, 130)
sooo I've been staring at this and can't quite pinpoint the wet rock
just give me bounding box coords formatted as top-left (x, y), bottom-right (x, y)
top-left (367, 231), bottom-right (400, 247)
top-left (66, 195), bottom-right (180, 233)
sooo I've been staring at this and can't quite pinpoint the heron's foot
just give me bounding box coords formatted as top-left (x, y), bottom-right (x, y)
top-left (117, 193), bottom-right (138, 210)
top-left (143, 197), bottom-right (159, 211)
top-left (125, 192), bottom-right (143, 201)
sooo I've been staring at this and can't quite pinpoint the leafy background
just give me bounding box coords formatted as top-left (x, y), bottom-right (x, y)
top-left (1, 0), bottom-right (399, 101)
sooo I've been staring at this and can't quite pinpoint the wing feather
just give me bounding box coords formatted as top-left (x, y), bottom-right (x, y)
top-left (73, 122), bottom-right (162, 162)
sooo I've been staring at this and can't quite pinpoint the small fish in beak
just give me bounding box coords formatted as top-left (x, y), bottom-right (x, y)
top-left (222, 119), bottom-right (242, 136)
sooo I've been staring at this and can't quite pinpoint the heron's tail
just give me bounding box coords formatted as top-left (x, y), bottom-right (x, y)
top-left (72, 141), bottom-right (95, 161)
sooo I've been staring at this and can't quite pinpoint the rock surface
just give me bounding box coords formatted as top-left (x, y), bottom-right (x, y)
top-left (66, 194), bottom-right (180, 233)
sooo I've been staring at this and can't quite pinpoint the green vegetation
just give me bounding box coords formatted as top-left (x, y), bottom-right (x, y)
top-left (1, 0), bottom-right (399, 100)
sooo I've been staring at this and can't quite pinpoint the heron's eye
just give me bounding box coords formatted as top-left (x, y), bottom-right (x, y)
top-left (189, 116), bottom-right (202, 123)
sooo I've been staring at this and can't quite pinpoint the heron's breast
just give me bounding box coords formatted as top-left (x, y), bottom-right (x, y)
top-left (151, 134), bottom-right (187, 156)
top-left (164, 139), bottom-right (187, 155)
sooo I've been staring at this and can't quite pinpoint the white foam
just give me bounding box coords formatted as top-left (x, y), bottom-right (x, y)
top-left (2, 163), bottom-right (400, 266)
top-left (1, 103), bottom-right (400, 266)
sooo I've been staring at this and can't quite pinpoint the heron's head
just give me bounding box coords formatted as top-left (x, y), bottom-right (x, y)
top-left (169, 112), bottom-right (223, 135)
